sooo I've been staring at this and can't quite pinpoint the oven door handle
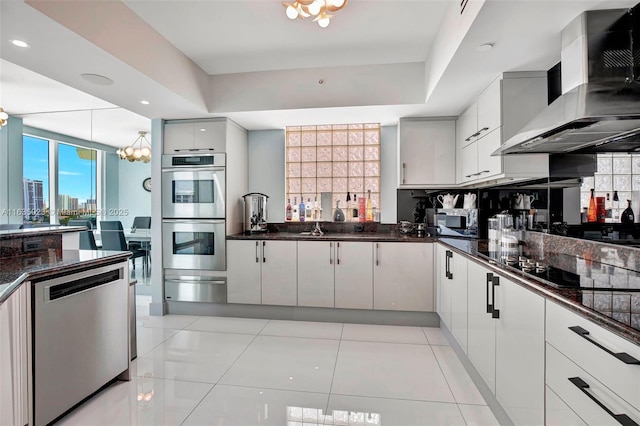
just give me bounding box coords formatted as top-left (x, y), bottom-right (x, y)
top-left (162, 167), bottom-right (226, 173)
top-left (162, 219), bottom-right (225, 225)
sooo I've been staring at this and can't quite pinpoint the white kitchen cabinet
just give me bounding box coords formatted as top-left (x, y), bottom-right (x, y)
top-left (546, 343), bottom-right (640, 425)
top-left (261, 240), bottom-right (298, 306)
top-left (398, 118), bottom-right (456, 187)
top-left (227, 240), bottom-right (297, 306)
top-left (297, 241), bottom-right (335, 308)
top-left (373, 242), bottom-right (434, 312)
top-left (494, 274), bottom-right (545, 426)
top-left (456, 72), bottom-right (549, 185)
top-left (0, 284), bottom-right (29, 426)
top-left (435, 243), bottom-right (467, 349)
top-left (546, 300), bottom-right (640, 411)
top-left (546, 385), bottom-right (587, 426)
top-left (466, 260), bottom-right (497, 394)
top-left (163, 120), bottom-right (226, 154)
top-left (334, 241), bottom-right (373, 309)
top-left (227, 240), bottom-right (262, 304)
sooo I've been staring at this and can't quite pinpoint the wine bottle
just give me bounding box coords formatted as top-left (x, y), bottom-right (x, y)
top-left (366, 189), bottom-right (373, 222)
top-left (605, 193), bottom-right (612, 218)
top-left (352, 194), bottom-right (359, 221)
top-left (285, 198), bottom-right (292, 222)
top-left (305, 198), bottom-right (312, 221)
top-left (587, 188), bottom-right (597, 223)
top-left (358, 194), bottom-right (366, 223)
top-left (621, 199), bottom-right (635, 224)
top-left (346, 192), bottom-right (352, 221)
top-left (292, 197), bottom-right (299, 222)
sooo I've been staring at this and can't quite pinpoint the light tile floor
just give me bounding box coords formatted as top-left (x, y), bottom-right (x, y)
top-left (57, 296), bottom-right (500, 426)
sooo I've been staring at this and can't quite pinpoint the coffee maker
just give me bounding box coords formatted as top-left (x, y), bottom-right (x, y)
top-left (243, 193), bottom-right (269, 232)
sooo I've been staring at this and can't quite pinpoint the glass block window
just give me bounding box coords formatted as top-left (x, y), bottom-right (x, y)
top-left (286, 123), bottom-right (381, 212)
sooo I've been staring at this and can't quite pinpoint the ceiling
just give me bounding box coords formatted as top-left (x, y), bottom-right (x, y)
top-left (0, 0), bottom-right (638, 148)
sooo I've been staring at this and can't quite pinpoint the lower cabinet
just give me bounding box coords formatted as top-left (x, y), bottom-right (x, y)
top-left (465, 258), bottom-right (545, 425)
top-left (227, 240), bottom-right (297, 305)
top-left (373, 242), bottom-right (433, 311)
top-left (334, 242), bottom-right (374, 309)
top-left (0, 284), bottom-right (29, 426)
top-left (297, 241), bottom-right (336, 308)
top-left (436, 243), bottom-right (468, 350)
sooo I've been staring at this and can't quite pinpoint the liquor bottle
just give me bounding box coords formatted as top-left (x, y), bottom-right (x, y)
top-left (358, 193), bottom-right (366, 222)
top-left (366, 190), bottom-right (373, 222)
top-left (605, 193), bottom-right (612, 218)
top-left (621, 200), bottom-right (635, 224)
top-left (313, 197), bottom-right (320, 220)
top-left (587, 188), bottom-right (597, 223)
top-left (346, 192), bottom-right (352, 221)
top-left (352, 194), bottom-right (359, 221)
top-left (305, 198), bottom-right (312, 221)
top-left (613, 190), bottom-right (620, 212)
top-left (292, 197), bottom-right (299, 222)
top-left (299, 198), bottom-right (306, 222)
top-left (285, 198), bottom-right (292, 222)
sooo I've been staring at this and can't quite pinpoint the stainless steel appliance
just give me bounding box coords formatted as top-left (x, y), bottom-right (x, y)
top-left (32, 262), bottom-right (129, 426)
top-left (436, 208), bottom-right (478, 238)
top-left (162, 219), bottom-right (226, 270)
top-left (496, 6), bottom-right (640, 155)
top-left (243, 192), bottom-right (269, 232)
top-left (164, 272), bottom-right (226, 303)
top-left (161, 153), bottom-right (226, 219)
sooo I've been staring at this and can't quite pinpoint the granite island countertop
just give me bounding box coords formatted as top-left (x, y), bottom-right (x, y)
top-left (0, 225), bottom-right (86, 240)
top-left (227, 231), bottom-right (438, 243)
top-left (0, 249), bottom-right (132, 305)
top-left (438, 237), bottom-right (640, 346)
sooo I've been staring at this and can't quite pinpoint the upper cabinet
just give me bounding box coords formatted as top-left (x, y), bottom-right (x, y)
top-left (457, 73), bottom-right (549, 185)
top-left (163, 120), bottom-right (226, 154)
top-left (398, 118), bottom-right (456, 187)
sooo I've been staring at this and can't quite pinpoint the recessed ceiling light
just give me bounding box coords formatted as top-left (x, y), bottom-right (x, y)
top-left (199, 128), bottom-right (206, 132)
top-left (80, 73), bottom-right (114, 86)
top-left (477, 43), bottom-right (494, 52)
top-left (140, 100), bottom-right (150, 105)
top-left (11, 39), bottom-right (30, 48)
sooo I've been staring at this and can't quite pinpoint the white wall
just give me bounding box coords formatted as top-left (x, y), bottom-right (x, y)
top-left (247, 126), bottom-right (398, 224)
top-left (117, 159), bottom-right (151, 228)
top-left (248, 129), bottom-right (286, 223)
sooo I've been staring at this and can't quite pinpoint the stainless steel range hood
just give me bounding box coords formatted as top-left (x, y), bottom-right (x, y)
top-left (496, 5), bottom-right (640, 155)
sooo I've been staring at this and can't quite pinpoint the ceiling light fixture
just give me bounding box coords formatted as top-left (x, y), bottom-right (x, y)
top-left (10, 39), bottom-right (30, 48)
top-left (140, 100), bottom-right (150, 105)
top-left (477, 43), bottom-right (494, 52)
top-left (282, 0), bottom-right (348, 28)
top-left (116, 131), bottom-right (151, 163)
top-left (0, 108), bottom-right (8, 127)
top-left (80, 73), bottom-right (114, 86)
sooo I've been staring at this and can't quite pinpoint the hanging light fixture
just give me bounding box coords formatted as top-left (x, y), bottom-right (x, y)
top-left (282, 0), bottom-right (348, 28)
top-left (116, 131), bottom-right (151, 163)
top-left (0, 107), bottom-right (8, 127)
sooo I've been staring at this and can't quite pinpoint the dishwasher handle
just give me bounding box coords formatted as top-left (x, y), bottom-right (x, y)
top-left (46, 268), bottom-right (123, 301)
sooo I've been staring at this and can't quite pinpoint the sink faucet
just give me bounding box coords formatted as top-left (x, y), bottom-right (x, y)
top-left (312, 221), bottom-right (324, 236)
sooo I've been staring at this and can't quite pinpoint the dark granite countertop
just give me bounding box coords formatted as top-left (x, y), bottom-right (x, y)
top-left (438, 238), bottom-right (640, 346)
top-left (227, 231), bottom-right (438, 243)
top-left (0, 226), bottom-right (86, 240)
top-left (0, 249), bottom-right (131, 305)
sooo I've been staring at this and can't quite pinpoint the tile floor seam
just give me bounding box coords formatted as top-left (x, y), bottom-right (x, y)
top-left (339, 338), bottom-right (430, 346)
top-left (421, 326), bottom-right (431, 344)
top-left (178, 383), bottom-right (217, 426)
top-left (428, 344), bottom-right (459, 405)
top-left (456, 403), bottom-right (472, 426)
top-left (325, 322), bottom-right (346, 416)
top-left (135, 328), bottom-right (179, 358)
top-left (327, 392), bottom-right (462, 405)
top-left (212, 382), bottom-right (333, 397)
top-left (214, 325), bottom-right (270, 385)
top-left (181, 328), bottom-right (264, 336)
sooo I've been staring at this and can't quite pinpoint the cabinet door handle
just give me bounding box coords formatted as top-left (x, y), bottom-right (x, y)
top-left (465, 135), bottom-right (474, 142)
top-left (477, 127), bottom-right (489, 135)
top-left (255, 241), bottom-right (259, 263)
top-left (262, 241), bottom-right (266, 263)
top-left (375, 243), bottom-right (379, 266)
top-left (569, 326), bottom-right (640, 364)
top-left (479, 170), bottom-right (490, 175)
top-left (336, 242), bottom-right (340, 265)
top-left (402, 163), bottom-right (407, 184)
top-left (329, 242), bottom-right (333, 265)
top-left (491, 275), bottom-right (500, 319)
top-left (486, 273), bottom-right (493, 314)
top-left (568, 377), bottom-right (639, 426)
top-left (445, 250), bottom-right (453, 280)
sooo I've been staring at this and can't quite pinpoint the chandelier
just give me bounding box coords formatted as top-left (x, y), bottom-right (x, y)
top-left (0, 107), bottom-right (8, 127)
top-left (116, 131), bottom-right (151, 163)
top-left (282, 0), bottom-right (348, 28)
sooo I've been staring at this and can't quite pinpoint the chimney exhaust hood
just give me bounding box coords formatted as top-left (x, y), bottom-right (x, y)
top-left (495, 4), bottom-right (640, 155)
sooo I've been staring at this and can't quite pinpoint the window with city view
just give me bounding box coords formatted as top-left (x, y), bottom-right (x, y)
top-left (22, 136), bottom-right (97, 225)
top-left (23, 135), bottom-right (49, 223)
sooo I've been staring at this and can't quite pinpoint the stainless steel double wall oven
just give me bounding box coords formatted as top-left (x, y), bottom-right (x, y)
top-left (162, 153), bottom-right (227, 302)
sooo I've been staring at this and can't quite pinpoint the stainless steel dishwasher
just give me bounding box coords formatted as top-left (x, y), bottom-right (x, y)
top-left (32, 262), bottom-right (130, 426)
